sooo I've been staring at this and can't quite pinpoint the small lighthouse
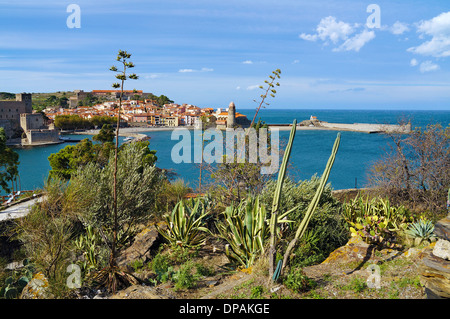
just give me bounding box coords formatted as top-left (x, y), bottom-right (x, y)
top-left (227, 101), bottom-right (236, 128)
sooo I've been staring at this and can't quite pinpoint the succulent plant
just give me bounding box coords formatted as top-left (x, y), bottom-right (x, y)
top-left (157, 197), bottom-right (210, 249)
top-left (405, 219), bottom-right (436, 245)
top-left (0, 259), bottom-right (34, 299)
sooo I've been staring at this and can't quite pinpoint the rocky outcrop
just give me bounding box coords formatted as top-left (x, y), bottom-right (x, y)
top-left (116, 224), bottom-right (164, 269)
top-left (419, 216), bottom-right (450, 299)
top-left (433, 239), bottom-right (450, 260)
top-left (434, 217), bottom-right (450, 241)
top-left (419, 245), bottom-right (450, 299)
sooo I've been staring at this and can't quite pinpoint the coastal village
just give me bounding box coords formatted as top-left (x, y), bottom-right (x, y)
top-left (44, 90), bottom-right (251, 129)
top-left (0, 89), bottom-right (251, 146)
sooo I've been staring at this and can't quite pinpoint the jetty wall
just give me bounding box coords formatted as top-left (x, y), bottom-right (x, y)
top-left (268, 121), bottom-right (411, 134)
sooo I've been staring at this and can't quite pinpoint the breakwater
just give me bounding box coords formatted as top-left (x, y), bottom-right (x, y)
top-left (268, 121), bottom-right (412, 134)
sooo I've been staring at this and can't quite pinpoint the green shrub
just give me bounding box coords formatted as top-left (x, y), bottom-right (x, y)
top-left (172, 261), bottom-right (198, 290)
top-left (250, 285), bottom-right (264, 298)
top-left (150, 252), bottom-right (172, 283)
top-left (283, 267), bottom-right (316, 292)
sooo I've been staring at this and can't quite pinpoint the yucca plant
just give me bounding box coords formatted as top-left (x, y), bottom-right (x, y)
top-left (157, 198), bottom-right (210, 249)
top-left (405, 219), bottom-right (436, 246)
top-left (216, 196), bottom-right (291, 269)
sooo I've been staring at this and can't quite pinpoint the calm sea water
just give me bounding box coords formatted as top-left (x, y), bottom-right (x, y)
top-left (8, 109), bottom-right (450, 194)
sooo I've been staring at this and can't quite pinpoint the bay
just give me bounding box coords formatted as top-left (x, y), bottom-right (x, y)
top-left (9, 109), bottom-right (450, 195)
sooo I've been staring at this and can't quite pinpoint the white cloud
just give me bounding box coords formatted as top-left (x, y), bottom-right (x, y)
top-left (410, 58), bottom-right (418, 66)
top-left (246, 85), bottom-right (261, 90)
top-left (178, 67), bottom-right (214, 73)
top-left (390, 21), bottom-right (410, 35)
top-left (300, 16), bottom-right (376, 52)
top-left (333, 29), bottom-right (375, 52)
top-left (408, 11), bottom-right (450, 57)
top-left (242, 60), bottom-right (253, 64)
top-left (419, 60), bottom-right (440, 73)
top-left (316, 16), bottom-right (356, 44)
top-left (299, 33), bottom-right (318, 41)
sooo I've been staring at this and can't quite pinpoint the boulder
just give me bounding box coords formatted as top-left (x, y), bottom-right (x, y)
top-left (116, 224), bottom-right (163, 268)
top-left (419, 246), bottom-right (450, 299)
top-left (20, 272), bottom-right (51, 299)
top-left (434, 217), bottom-right (450, 241)
top-left (321, 236), bottom-right (372, 265)
top-left (433, 239), bottom-right (450, 260)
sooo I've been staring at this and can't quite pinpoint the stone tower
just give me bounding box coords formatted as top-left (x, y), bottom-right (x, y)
top-left (16, 93), bottom-right (32, 113)
top-left (227, 101), bottom-right (236, 128)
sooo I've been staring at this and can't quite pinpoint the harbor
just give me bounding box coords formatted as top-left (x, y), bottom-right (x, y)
top-left (267, 116), bottom-right (412, 134)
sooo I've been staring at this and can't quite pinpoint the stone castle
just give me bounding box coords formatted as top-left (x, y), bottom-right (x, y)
top-left (0, 93), bottom-right (59, 146)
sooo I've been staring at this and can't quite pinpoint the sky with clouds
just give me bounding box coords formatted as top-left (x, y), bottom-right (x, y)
top-left (1, 0), bottom-right (450, 110)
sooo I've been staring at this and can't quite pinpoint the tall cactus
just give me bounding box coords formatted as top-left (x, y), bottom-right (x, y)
top-left (268, 120), bottom-right (297, 278)
top-left (280, 132), bottom-right (341, 273)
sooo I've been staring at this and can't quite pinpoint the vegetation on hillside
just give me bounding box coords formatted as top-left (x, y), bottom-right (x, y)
top-left (0, 60), bottom-right (448, 299)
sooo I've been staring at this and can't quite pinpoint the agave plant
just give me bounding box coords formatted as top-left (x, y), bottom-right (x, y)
top-left (216, 196), bottom-right (291, 269)
top-left (157, 198), bottom-right (210, 249)
top-left (405, 219), bottom-right (436, 246)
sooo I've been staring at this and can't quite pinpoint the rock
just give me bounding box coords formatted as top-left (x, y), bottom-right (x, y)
top-left (433, 239), bottom-right (450, 260)
top-left (419, 247), bottom-right (450, 299)
top-left (434, 217), bottom-right (450, 241)
top-left (321, 236), bottom-right (372, 264)
top-left (109, 284), bottom-right (175, 299)
top-left (116, 224), bottom-right (163, 268)
top-left (403, 247), bottom-right (420, 258)
top-left (20, 272), bottom-right (51, 299)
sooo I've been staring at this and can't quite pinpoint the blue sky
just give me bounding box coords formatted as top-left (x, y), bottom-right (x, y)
top-left (1, 0), bottom-right (450, 110)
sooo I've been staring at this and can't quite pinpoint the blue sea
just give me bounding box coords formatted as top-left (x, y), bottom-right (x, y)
top-left (8, 109), bottom-right (450, 195)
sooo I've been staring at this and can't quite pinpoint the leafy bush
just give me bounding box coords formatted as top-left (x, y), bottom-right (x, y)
top-left (149, 252), bottom-right (173, 283)
top-left (283, 267), bottom-right (316, 292)
top-left (66, 142), bottom-right (164, 247)
top-left (15, 178), bottom-right (76, 296)
top-left (172, 261), bottom-right (198, 290)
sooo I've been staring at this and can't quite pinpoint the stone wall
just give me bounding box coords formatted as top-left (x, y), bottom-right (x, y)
top-left (20, 113), bottom-right (45, 131)
top-left (22, 129), bottom-right (60, 145)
